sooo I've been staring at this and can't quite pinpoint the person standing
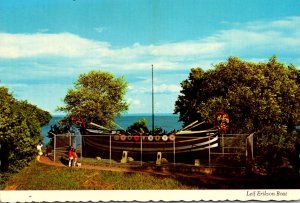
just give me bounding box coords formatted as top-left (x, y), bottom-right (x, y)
top-left (68, 147), bottom-right (74, 167)
top-left (72, 148), bottom-right (78, 166)
top-left (36, 140), bottom-right (43, 161)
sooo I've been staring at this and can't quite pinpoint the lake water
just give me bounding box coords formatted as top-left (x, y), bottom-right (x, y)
top-left (41, 114), bottom-right (183, 144)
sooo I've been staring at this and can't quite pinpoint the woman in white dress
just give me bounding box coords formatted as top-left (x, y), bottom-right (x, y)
top-left (36, 140), bottom-right (43, 161)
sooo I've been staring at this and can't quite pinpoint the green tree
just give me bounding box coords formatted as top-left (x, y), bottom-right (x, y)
top-left (58, 70), bottom-right (128, 128)
top-left (127, 118), bottom-right (149, 133)
top-left (174, 56), bottom-right (300, 171)
top-left (0, 86), bottom-right (51, 172)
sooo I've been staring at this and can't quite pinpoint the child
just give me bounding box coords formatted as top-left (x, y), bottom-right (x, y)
top-left (72, 148), bottom-right (78, 166)
top-left (68, 147), bottom-right (74, 167)
top-left (36, 141), bottom-right (43, 161)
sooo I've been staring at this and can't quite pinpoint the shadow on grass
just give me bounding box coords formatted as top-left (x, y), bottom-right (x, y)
top-left (176, 167), bottom-right (300, 189)
top-left (124, 163), bottom-right (300, 189)
top-left (60, 157), bottom-right (69, 166)
top-left (63, 157), bottom-right (300, 189)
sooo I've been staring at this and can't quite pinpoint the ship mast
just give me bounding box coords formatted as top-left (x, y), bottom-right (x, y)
top-left (152, 64), bottom-right (154, 135)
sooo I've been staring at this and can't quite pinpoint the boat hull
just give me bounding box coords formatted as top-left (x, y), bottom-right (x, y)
top-left (82, 132), bottom-right (219, 161)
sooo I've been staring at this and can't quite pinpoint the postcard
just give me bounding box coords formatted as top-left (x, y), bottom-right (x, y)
top-left (1, 0), bottom-right (300, 202)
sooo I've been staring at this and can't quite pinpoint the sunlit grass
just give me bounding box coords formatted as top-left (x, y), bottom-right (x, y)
top-left (3, 160), bottom-right (197, 190)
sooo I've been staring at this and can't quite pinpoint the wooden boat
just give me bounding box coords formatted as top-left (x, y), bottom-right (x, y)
top-left (81, 120), bottom-right (220, 160)
top-left (70, 66), bottom-right (229, 161)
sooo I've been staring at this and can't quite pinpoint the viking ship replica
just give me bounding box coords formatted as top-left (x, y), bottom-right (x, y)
top-left (80, 120), bottom-right (221, 160)
top-left (75, 66), bottom-right (230, 162)
top-left (51, 66), bottom-right (251, 166)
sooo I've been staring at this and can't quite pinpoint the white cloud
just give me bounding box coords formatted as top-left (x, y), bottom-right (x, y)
top-left (154, 84), bottom-right (181, 93)
top-left (127, 98), bottom-right (141, 105)
top-left (127, 83), bottom-right (181, 94)
top-left (1, 16), bottom-right (300, 113)
top-left (1, 16), bottom-right (300, 71)
top-left (247, 16), bottom-right (300, 31)
top-left (213, 16), bottom-right (300, 58)
top-left (147, 41), bottom-right (224, 57)
top-left (0, 33), bottom-right (110, 59)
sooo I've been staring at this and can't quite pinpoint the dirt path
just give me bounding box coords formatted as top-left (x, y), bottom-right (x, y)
top-left (39, 156), bottom-right (65, 166)
top-left (38, 156), bottom-right (239, 184)
top-left (39, 156), bottom-right (180, 176)
top-left (39, 156), bottom-right (137, 172)
top-left (4, 156), bottom-right (258, 190)
top-left (39, 156), bottom-right (258, 189)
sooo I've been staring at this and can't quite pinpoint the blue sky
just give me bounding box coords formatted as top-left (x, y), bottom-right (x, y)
top-left (0, 0), bottom-right (300, 115)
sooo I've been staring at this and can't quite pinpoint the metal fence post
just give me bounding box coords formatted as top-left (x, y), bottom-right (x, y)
top-left (209, 135), bottom-right (211, 168)
top-left (222, 133), bottom-right (224, 156)
top-left (109, 135), bottom-right (111, 165)
top-left (245, 135), bottom-right (248, 168)
top-left (54, 134), bottom-right (56, 163)
top-left (141, 135), bottom-right (143, 166)
top-left (173, 138), bottom-right (176, 167)
top-left (81, 134), bottom-right (83, 162)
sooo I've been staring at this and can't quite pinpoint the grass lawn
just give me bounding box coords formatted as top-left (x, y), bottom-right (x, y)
top-left (2, 160), bottom-right (197, 190)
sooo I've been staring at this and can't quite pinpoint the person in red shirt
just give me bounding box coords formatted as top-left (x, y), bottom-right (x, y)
top-left (68, 147), bottom-right (74, 167)
top-left (72, 148), bottom-right (78, 167)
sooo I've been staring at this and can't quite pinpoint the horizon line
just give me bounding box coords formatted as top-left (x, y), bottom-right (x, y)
top-left (51, 112), bottom-right (178, 117)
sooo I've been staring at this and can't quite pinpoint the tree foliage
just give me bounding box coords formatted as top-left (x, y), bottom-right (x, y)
top-left (126, 118), bottom-right (149, 133)
top-left (58, 70), bottom-right (129, 128)
top-left (174, 56), bottom-right (300, 165)
top-left (0, 86), bottom-right (52, 172)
